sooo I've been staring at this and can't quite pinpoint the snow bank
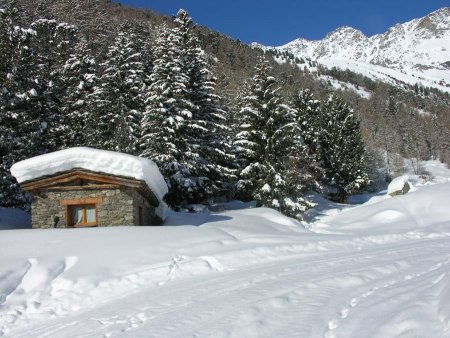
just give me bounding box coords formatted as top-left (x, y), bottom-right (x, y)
top-left (1, 185), bottom-right (450, 337)
top-left (387, 175), bottom-right (410, 195)
top-left (1, 159), bottom-right (449, 337)
top-left (314, 183), bottom-right (450, 235)
top-left (10, 147), bottom-right (168, 202)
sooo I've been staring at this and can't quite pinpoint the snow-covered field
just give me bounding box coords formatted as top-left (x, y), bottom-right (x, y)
top-left (1, 161), bottom-right (450, 338)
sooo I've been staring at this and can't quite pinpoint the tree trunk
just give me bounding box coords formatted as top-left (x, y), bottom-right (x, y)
top-left (339, 189), bottom-right (347, 204)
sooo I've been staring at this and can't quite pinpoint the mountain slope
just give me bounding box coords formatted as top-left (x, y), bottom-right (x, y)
top-left (255, 8), bottom-right (450, 92)
top-left (10, 0), bottom-right (450, 166)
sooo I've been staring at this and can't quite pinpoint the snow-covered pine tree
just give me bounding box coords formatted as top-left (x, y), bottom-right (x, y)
top-left (261, 96), bottom-right (317, 218)
top-left (291, 89), bottom-right (321, 153)
top-left (30, 19), bottom-right (80, 152)
top-left (133, 23), bottom-right (154, 85)
top-left (0, 3), bottom-right (38, 209)
top-left (235, 58), bottom-right (312, 218)
top-left (140, 22), bottom-right (199, 208)
top-left (234, 60), bottom-right (271, 201)
top-left (175, 9), bottom-right (235, 200)
top-left (60, 39), bottom-right (97, 147)
top-left (290, 88), bottom-right (324, 191)
top-left (142, 11), bottom-right (234, 208)
top-left (222, 88), bottom-right (246, 198)
top-left (87, 23), bottom-right (145, 154)
top-left (319, 94), bottom-right (368, 202)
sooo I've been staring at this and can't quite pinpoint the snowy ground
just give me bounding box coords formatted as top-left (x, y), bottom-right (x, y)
top-left (1, 161), bottom-right (450, 338)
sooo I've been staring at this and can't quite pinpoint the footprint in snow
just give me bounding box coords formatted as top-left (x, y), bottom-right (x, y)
top-left (328, 319), bottom-right (338, 330)
top-left (349, 297), bottom-right (359, 307)
top-left (340, 308), bottom-right (349, 319)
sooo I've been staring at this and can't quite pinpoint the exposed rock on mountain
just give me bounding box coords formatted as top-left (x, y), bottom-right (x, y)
top-left (255, 8), bottom-right (450, 92)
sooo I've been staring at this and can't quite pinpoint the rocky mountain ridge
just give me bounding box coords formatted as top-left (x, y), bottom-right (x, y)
top-left (253, 8), bottom-right (450, 92)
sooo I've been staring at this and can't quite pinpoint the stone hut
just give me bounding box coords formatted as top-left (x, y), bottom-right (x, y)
top-left (11, 147), bottom-right (168, 228)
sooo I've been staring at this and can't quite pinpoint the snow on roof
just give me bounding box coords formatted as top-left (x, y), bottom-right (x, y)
top-left (10, 147), bottom-right (168, 202)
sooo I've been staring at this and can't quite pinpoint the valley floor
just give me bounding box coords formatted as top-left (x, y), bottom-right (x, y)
top-left (1, 161), bottom-right (450, 338)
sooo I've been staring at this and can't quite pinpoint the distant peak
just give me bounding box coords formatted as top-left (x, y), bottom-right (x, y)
top-left (249, 42), bottom-right (262, 47)
top-left (283, 37), bottom-right (311, 45)
top-left (429, 7), bottom-right (450, 15)
top-left (257, 7), bottom-right (449, 53)
top-left (423, 6), bottom-right (450, 22)
top-left (333, 25), bottom-right (358, 32)
top-left (325, 26), bottom-right (366, 40)
top-left (250, 42), bottom-right (269, 49)
top-left (416, 7), bottom-right (450, 33)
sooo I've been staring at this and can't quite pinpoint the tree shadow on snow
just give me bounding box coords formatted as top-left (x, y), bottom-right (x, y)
top-left (347, 190), bottom-right (387, 204)
top-left (0, 208), bottom-right (32, 230)
top-left (164, 211), bottom-right (232, 227)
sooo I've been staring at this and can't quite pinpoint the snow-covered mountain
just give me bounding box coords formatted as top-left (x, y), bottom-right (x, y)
top-left (253, 8), bottom-right (450, 92)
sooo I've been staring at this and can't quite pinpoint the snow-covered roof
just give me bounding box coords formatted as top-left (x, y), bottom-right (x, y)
top-left (10, 147), bottom-right (168, 202)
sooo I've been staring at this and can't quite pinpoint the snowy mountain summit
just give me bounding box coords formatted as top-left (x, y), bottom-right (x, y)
top-left (254, 7), bottom-right (450, 92)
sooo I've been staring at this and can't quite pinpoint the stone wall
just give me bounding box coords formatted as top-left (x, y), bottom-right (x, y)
top-left (132, 190), bottom-right (160, 225)
top-left (31, 187), bottom-right (157, 228)
top-left (97, 188), bottom-right (134, 226)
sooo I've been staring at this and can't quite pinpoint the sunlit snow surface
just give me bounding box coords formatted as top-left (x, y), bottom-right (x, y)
top-left (1, 161), bottom-right (450, 337)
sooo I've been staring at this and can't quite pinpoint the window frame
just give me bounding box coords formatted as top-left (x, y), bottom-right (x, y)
top-left (67, 204), bottom-right (98, 227)
top-left (60, 197), bottom-right (102, 228)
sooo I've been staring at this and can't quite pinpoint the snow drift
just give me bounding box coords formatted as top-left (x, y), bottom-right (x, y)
top-left (314, 182), bottom-right (450, 235)
top-left (1, 160), bottom-right (449, 337)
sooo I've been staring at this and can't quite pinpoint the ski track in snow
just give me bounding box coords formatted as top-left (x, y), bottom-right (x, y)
top-left (2, 234), bottom-right (450, 338)
top-left (1, 162), bottom-right (450, 337)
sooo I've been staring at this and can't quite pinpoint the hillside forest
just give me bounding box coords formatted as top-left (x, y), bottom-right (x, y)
top-left (1, 0), bottom-right (449, 219)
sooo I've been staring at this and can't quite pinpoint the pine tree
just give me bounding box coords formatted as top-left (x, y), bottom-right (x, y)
top-left (319, 95), bottom-right (368, 202)
top-left (88, 23), bottom-right (145, 154)
top-left (30, 19), bottom-right (80, 152)
top-left (142, 11), bottom-right (234, 208)
top-left (60, 39), bottom-right (97, 147)
top-left (0, 5), bottom-right (86, 209)
top-left (175, 9), bottom-right (235, 200)
top-left (140, 23), bottom-right (197, 208)
top-left (0, 2), bottom-right (37, 209)
top-left (234, 59), bottom-right (271, 200)
top-left (235, 58), bottom-right (312, 218)
top-left (291, 89), bottom-right (321, 153)
top-left (290, 88), bottom-right (324, 191)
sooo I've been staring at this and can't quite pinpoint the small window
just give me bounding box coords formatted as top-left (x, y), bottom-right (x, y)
top-left (69, 204), bottom-right (97, 227)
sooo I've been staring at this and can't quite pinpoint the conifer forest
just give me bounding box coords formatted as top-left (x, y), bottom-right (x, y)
top-left (1, 0), bottom-right (449, 218)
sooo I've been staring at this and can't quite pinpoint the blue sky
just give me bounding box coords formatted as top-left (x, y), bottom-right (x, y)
top-left (117, 1), bottom-right (449, 45)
